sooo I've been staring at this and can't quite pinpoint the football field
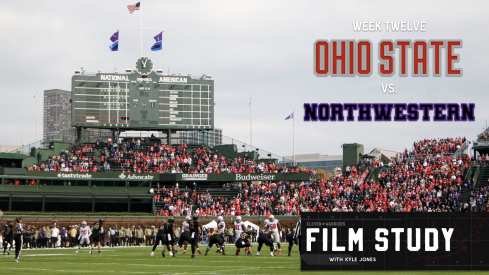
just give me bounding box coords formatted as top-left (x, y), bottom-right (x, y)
top-left (0, 245), bottom-right (487, 274)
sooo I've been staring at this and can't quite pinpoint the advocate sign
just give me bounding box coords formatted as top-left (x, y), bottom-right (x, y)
top-left (301, 212), bottom-right (489, 270)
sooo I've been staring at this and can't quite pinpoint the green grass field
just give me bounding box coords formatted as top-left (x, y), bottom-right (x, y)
top-left (1, 244), bottom-right (488, 274)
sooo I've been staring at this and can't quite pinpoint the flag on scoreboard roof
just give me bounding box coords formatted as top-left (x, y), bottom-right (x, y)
top-left (151, 41), bottom-right (162, 51)
top-left (154, 32), bottom-right (162, 42)
top-left (109, 41), bottom-right (119, 52)
top-left (285, 113), bottom-right (294, 120)
top-left (110, 30), bottom-right (119, 42)
top-left (127, 2), bottom-right (140, 14)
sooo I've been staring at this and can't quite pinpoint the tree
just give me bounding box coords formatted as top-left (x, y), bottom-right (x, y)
top-left (316, 169), bottom-right (326, 180)
top-left (324, 172), bottom-right (333, 180)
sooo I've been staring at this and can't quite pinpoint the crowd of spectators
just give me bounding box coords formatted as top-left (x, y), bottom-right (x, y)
top-left (16, 136), bottom-right (489, 214)
top-left (467, 181), bottom-right (489, 212)
top-left (25, 139), bottom-right (305, 175)
top-left (154, 183), bottom-right (274, 217)
top-left (151, 137), bottom-right (487, 214)
top-left (192, 149), bottom-right (300, 174)
top-left (478, 128), bottom-right (489, 141)
top-left (403, 137), bottom-right (466, 158)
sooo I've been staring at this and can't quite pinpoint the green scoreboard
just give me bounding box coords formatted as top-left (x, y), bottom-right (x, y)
top-left (71, 57), bottom-right (214, 130)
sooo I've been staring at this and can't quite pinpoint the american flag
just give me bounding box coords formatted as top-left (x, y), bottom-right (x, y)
top-left (127, 2), bottom-right (140, 14)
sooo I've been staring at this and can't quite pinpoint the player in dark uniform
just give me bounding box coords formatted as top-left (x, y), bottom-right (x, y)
top-left (189, 214), bottom-right (202, 258)
top-left (235, 231), bottom-right (252, 256)
top-left (91, 221), bottom-right (104, 254)
top-left (14, 217), bottom-right (24, 262)
top-left (162, 217), bottom-right (177, 257)
top-left (257, 227), bottom-right (275, 256)
top-left (175, 230), bottom-right (192, 255)
top-left (151, 224), bottom-right (166, 257)
top-left (176, 216), bottom-right (202, 255)
top-left (174, 216), bottom-right (192, 256)
top-left (2, 219), bottom-right (14, 255)
top-left (205, 229), bottom-right (226, 256)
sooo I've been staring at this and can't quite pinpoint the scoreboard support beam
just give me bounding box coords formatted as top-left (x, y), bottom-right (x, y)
top-left (111, 130), bottom-right (119, 145)
top-left (76, 127), bottom-right (84, 146)
top-left (165, 129), bottom-right (172, 146)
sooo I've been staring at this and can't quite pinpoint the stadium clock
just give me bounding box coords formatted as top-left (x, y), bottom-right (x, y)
top-left (135, 56), bottom-right (154, 75)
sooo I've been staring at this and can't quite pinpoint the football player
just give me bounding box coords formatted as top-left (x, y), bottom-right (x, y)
top-left (2, 219), bottom-right (14, 255)
top-left (76, 221), bottom-right (92, 254)
top-left (205, 217), bottom-right (226, 256)
top-left (235, 229), bottom-right (252, 256)
top-left (151, 223), bottom-right (166, 257)
top-left (265, 215), bottom-right (282, 255)
top-left (257, 226), bottom-right (275, 256)
top-left (162, 217), bottom-right (178, 257)
top-left (286, 228), bottom-right (297, 256)
top-left (215, 216), bottom-right (225, 253)
top-left (189, 214), bottom-right (202, 258)
top-left (91, 221), bottom-right (104, 254)
top-left (175, 215), bottom-right (201, 255)
top-left (175, 216), bottom-right (191, 255)
top-left (233, 216), bottom-right (246, 243)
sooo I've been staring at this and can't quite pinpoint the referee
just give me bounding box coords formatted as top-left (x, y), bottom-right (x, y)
top-left (293, 219), bottom-right (301, 255)
top-left (14, 217), bottom-right (24, 262)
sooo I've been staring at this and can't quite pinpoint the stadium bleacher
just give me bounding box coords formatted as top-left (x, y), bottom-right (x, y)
top-left (3, 134), bottom-right (489, 215)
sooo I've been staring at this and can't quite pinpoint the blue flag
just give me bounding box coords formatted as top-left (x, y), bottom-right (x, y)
top-left (151, 41), bottom-right (162, 51)
top-left (110, 31), bottom-right (119, 42)
top-left (154, 32), bottom-right (162, 42)
top-left (285, 113), bottom-right (294, 120)
top-left (109, 41), bottom-right (119, 52)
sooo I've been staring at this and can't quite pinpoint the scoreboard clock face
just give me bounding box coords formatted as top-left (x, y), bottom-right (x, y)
top-left (71, 71), bottom-right (214, 130)
top-left (135, 57), bottom-right (154, 75)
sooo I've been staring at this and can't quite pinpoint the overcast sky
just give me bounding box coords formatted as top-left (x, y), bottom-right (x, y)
top-left (1, 0), bottom-right (488, 156)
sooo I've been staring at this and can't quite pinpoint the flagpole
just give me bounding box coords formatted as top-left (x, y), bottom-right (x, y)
top-left (293, 110), bottom-right (295, 166)
top-left (36, 92), bottom-right (39, 148)
top-left (140, 0), bottom-right (143, 57)
top-left (250, 97), bottom-right (252, 151)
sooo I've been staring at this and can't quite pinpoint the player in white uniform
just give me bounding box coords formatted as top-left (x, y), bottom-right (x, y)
top-left (233, 216), bottom-right (246, 243)
top-left (217, 216), bottom-right (225, 233)
top-left (181, 216), bottom-right (191, 234)
top-left (265, 215), bottom-right (282, 255)
top-left (76, 221), bottom-right (92, 254)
